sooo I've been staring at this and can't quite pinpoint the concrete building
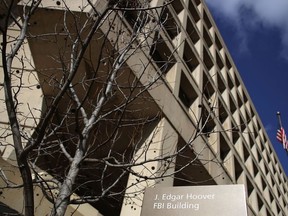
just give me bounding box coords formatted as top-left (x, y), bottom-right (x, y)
top-left (0, 0), bottom-right (287, 215)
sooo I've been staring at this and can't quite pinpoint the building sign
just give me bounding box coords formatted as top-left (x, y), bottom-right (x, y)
top-left (141, 185), bottom-right (247, 216)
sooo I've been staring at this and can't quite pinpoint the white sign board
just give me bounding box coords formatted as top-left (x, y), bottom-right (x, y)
top-left (141, 185), bottom-right (248, 216)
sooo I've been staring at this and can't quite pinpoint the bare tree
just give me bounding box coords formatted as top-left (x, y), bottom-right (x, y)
top-left (0, 0), bottom-right (229, 216)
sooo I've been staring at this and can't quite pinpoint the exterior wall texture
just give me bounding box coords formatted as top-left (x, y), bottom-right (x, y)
top-left (0, 0), bottom-right (287, 216)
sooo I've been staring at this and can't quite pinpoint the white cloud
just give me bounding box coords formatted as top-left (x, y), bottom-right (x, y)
top-left (205, 0), bottom-right (288, 58)
top-left (205, 0), bottom-right (244, 20)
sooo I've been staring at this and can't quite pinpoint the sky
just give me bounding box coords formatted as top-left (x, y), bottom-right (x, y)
top-left (204, 0), bottom-right (288, 176)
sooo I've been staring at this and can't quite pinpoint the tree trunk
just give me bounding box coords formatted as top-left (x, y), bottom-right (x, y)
top-left (52, 149), bottom-right (84, 216)
top-left (19, 159), bottom-right (35, 216)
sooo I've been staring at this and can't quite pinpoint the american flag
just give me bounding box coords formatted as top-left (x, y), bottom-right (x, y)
top-left (276, 127), bottom-right (288, 150)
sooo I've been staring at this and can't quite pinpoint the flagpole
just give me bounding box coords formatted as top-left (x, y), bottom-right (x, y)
top-left (277, 111), bottom-right (283, 128)
top-left (277, 111), bottom-right (288, 152)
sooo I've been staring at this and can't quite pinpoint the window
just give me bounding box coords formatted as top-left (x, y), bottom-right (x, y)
top-left (183, 41), bottom-right (199, 72)
top-left (246, 177), bottom-right (254, 196)
top-left (188, 0), bottom-right (200, 23)
top-left (235, 76), bottom-right (240, 87)
top-left (215, 34), bottom-right (223, 51)
top-left (229, 95), bottom-right (237, 114)
top-left (178, 72), bottom-right (197, 108)
top-left (219, 104), bottom-right (228, 124)
top-left (225, 54), bottom-right (232, 69)
top-left (150, 35), bottom-right (175, 73)
top-left (202, 73), bottom-right (215, 100)
top-left (220, 133), bottom-right (230, 161)
top-left (186, 18), bottom-right (200, 44)
top-left (161, 8), bottom-right (179, 40)
top-left (239, 116), bottom-right (245, 132)
top-left (203, 46), bottom-right (213, 70)
top-left (243, 145), bottom-right (249, 162)
top-left (216, 52), bottom-right (224, 69)
top-left (249, 135), bottom-right (254, 147)
top-left (232, 123), bottom-right (240, 143)
top-left (123, 5), bottom-right (149, 31)
top-left (261, 177), bottom-right (267, 190)
top-left (192, 0), bottom-right (201, 6)
top-left (227, 74), bottom-right (234, 89)
top-left (217, 73), bottom-right (226, 94)
top-left (171, 0), bottom-right (184, 14)
top-left (257, 194), bottom-right (264, 211)
top-left (237, 93), bottom-right (243, 107)
top-left (253, 161), bottom-right (258, 176)
top-left (203, 26), bottom-right (212, 47)
top-left (203, 10), bottom-right (212, 29)
top-left (201, 107), bottom-right (216, 136)
top-left (234, 157), bottom-right (243, 181)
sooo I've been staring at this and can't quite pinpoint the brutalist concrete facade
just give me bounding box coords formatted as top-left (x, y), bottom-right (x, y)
top-left (0, 0), bottom-right (287, 216)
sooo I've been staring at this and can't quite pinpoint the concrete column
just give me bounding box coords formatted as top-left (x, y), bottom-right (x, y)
top-left (120, 118), bottom-right (178, 216)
